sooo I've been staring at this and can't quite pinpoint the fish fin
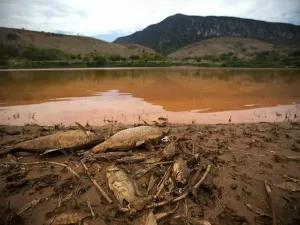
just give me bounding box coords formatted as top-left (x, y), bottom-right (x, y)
top-left (40, 148), bottom-right (60, 155)
top-left (75, 122), bottom-right (89, 137)
top-left (136, 140), bottom-right (145, 147)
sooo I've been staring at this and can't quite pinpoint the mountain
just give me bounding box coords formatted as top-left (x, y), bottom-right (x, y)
top-left (0, 27), bottom-right (157, 57)
top-left (168, 37), bottom-right (274, 58)
top-left (114, 14), bottom-right (300, 55)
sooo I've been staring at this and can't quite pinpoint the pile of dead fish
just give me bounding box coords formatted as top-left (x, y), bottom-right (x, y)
top-left (1, 125), bottom-right (213, 225)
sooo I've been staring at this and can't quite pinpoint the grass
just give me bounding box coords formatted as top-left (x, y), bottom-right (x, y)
top-left (1, 45), bottom-right (299, 69)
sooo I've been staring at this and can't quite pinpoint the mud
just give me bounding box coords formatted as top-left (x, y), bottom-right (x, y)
top-left (0, 121), bottom-right (300, 225)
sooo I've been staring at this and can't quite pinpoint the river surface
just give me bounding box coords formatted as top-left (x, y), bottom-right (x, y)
top-left (0, 68), bottom-right (300, 125)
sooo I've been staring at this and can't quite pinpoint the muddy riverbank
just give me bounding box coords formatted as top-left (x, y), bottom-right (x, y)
top-left (0, 121), bottom-right (300, 225)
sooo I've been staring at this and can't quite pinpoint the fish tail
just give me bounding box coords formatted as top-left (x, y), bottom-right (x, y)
top-left (91, 143), bottom-right (106, 153)
top-left (131, 198), bottom-right (148, 211)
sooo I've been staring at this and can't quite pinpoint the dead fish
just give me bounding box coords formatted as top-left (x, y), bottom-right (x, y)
top-left (274, 181), bottom-right (300, 192)
top-left (92, 126), bottom-right (163, 153)
top-left (172, 156), bottom-right (190, 185)
top-left (0, 130), bottom-right (104, 155)
top-left (162, 141), bottom-right (176, 160)
top-left (44, 212), bottom-right (88, 225)
top-left (106, 165), bottom-right (148, 211)
top-left (154, 202), bottom-right (179, 221)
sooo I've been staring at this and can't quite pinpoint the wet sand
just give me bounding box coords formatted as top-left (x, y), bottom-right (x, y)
top-left (0, 121), bottom-right (300, 225)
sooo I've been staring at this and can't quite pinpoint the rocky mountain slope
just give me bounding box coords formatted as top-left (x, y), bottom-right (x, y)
top-left (0, 27), bottom-right (157, 57)
top-left (114, 14), bottom-right (300, 54)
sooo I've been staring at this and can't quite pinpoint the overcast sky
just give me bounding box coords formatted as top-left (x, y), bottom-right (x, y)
top-left (0, 0), bottom-right (299, 42)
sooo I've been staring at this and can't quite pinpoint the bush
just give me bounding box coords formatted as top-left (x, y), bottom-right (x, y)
top-left (20, 46), bottom-right (65, 61)
top-left (130, 55), bottom-right (140, 61)
top-left (0, 59), bottom-right (8, 65)
top-left (93, 56), bottom-right (107, 66)
top-left (0, 44), bottom-right (19, 58)
top-left (6, 33), bottom-right (19, 40)
top-left (109, 54), bottom-right (122, 62)
top-left (289, 49), bottom-right (300, 57)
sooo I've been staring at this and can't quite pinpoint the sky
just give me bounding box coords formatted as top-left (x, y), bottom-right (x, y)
top-left (0, 0), bottom-right (299, 42)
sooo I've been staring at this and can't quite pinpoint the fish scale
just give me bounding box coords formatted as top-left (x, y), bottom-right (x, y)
top-left (44, 212), bottom-right (88, 225)
top-left (92, 126), bottom-right (164, 153)
top-left (106, 165), bottom-right (148, 211)
top-left (0, 130), bottom-right (105, 155)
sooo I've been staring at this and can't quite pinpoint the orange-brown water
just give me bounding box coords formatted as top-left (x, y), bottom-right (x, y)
top-left (0, 68), bottom-right (299, 125)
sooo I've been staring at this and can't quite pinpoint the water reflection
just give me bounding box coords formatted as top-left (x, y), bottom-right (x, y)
top-left (0, 68), bottom-right (299, 125)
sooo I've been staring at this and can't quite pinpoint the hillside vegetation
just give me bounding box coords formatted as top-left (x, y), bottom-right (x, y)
top-left (168, 37), bottom-right (300, 68)
top-left (0, 26), bottom-right (299, 69)
top-left (0, 27), bottom-right (161, 68)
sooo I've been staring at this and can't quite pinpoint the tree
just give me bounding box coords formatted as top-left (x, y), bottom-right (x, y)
top-left (93, 55), bottom-right (107, 66)
top-left (109, 54), bottom-right (122, 62)
top-left (130, 55), bottom-right (140, 61)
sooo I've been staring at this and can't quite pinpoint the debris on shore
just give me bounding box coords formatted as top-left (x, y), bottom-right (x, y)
top-left (0, 120), bottom-right (300, 225)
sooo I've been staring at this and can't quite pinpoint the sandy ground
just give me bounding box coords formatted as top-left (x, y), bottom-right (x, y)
top-left (0, 121), bottom-right (300, 225)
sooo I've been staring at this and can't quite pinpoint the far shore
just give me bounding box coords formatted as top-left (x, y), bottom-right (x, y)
top-left (1, 66), bottom-right (300, 72)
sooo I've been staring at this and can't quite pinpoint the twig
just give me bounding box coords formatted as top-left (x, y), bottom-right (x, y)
top-left (87, 201), bottom-right (95, 219)
top-left (80, 160), bottom-right (112, 204)
top-left (154, 165), bottom-right (172, 199)
top-left (189, 166), bottom-right (203, 186)
top-left (245, 203), bottom-right (271, 218)
top-left (1, 161), bottom-right (79, 178)
top-left (58, 193), bottom-right (62, 208)
top-left (94, 152), bottom-right (134, 161)
top-left (172, 165), bottom-right (212, 202)
top-left (192, 165), bottom-right (212, 196)
top-left (116, 156), bottom-right (146, 164)
top-left (212, 188), bottom-right (225, 208)
top-left (132, 161), bottom-right (173, 179)
top-left (119, 165), bottom-right (212, 212)
top-left (264, 180), bottom-right (277, 225)
top-left (17, 198), bottom-right (42, 215)
top-left (147, 175), bottom-right (158, 195)
top-left (145, 200), bottom-right (171, 209)
top-left (283, 174), bottom-right (300, 184)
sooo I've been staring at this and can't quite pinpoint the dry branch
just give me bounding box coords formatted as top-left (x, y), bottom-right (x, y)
top-left (264, 180), bottom-right (277, 225)
top-left (192, 165), bottom-right (212, 196)
top-left (154, 165), bottom-right (172, 199)
top-left (80, 160), bottom-right (112, 204)
top-left (87, 200), bottom-right (95, 219)
top-left (2, 161), bottom-right (80, 178)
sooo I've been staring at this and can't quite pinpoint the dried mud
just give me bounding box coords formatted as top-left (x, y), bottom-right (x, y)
top-left (0, 121), bottom-right (300, 225)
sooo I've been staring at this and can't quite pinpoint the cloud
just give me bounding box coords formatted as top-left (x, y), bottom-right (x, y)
top-left (0, 0), bottom-right (299, 41)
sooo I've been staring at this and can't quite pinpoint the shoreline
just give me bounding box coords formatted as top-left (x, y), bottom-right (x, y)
top-left (1, 66), bottom-right (300, 72)
top-left (0, 121), bottom-right (300, 225)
